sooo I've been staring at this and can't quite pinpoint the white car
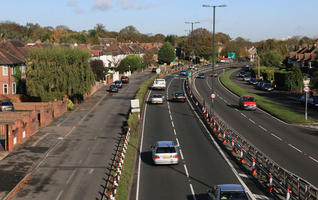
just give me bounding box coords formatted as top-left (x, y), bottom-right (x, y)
top-left (152, 79), bottom-right (166, 90)
top-left (151, 94), bottom-right (164, 104)
top-left (151, 141), bottom-right (179, 165)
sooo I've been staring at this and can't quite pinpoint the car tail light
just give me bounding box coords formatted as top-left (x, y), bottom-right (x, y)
top-left (154, 156), bottom-right (160, 159)
top-left (173, 155), bottom-right (178, 158)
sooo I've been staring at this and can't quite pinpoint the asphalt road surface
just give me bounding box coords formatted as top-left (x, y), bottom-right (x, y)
top-left (193, 67), bottom-right (318, 187)
top-left (0, 72), bottom-right (153, 200)
top-left (133, 73), bottom-right (269, 200)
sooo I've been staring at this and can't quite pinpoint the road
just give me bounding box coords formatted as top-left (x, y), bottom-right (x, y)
top-left (133, 73), bottom-right (268, 200)
top-left (3, 72), bottom-right (153, 200)
top-left (193, 67), bottom-right (318, 187)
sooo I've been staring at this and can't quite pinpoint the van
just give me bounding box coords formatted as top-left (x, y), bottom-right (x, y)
top-left (152, 79), bottom-right (166, 90)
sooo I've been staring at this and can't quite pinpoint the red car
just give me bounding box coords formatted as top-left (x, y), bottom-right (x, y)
top-left (173, 92), bottom-right (186, 102)
top-left (239, 95), bottom-right (256, 110)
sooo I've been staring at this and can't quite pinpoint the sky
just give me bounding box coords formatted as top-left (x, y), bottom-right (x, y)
top-left (1, 0), bottom-right (318, 42)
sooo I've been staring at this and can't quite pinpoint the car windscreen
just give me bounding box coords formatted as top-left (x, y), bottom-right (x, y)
top-left (156, 147), bottom-right (176, 153)
top-left (175, 93), bottom-right (184, 97)
top-left (220, 191), bottom-right (249, 200)
top-left (243, 97), bottom-right (254, 102)
top-left (110, 85), bottom-right (116, 88)
top-left (0, 102), bottom-right (13, 106)
top-left (152, 95), bottom-right (162, 98)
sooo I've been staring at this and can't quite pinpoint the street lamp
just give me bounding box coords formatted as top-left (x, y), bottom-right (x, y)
top-left (185, 21), bottom-right (200, 62)
top-left (202, 4), bottom-right (226, 115)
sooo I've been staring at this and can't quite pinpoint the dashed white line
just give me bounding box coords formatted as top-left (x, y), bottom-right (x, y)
top-left (253, 194), bottom-right (273, 200)
top-left (189, 184), bottom-right (197, 200)
top-left (66, 170), bottom-right (77, 184)
top-left (32, 132), bottom-right (50, 147)
top-left (173, 129), bottom-right (177, 135)
top-left (89, 169), bottom-right (94, 174)
top-left (271, 133), bottom-right (282, 141)
top-left (235, 108), bottom-right (239, 112)
top-left (241, 113), bottom-right (247, 118)
top-left (179, 149), bottom-right (184, 160)
top-left (175, 138), bottom-right (180, 147)
top-left (56, 190), bottom-right (63, 200)
top-left (170, 115), bottom-right (173, 121)
top-left (171, 121), bottom-right (175, 128)
top-left (239, 173), bottom-right (252, 179)
top-left (249, 119), bottom-right (255, 124)
top-left (183, 164), bottom-right (189, 177)
top-left (288, 144), bottom-right (302, 153)
top-left (309, 156), bottom-right (318, 163)
top-left (258, 125), bottom-right (267, 132)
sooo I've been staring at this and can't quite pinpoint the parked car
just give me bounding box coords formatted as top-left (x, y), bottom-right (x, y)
top-left (114, 80), bottom-right (122, 88)
top-left (207, 184), bottom-right (251, 200)
top-left (108, 84), bottom-right (118, 93)
top-left (242, 74), bottom-right (251, 81)
top-left (150, 94), bottom-right (164, 104)
top-left (255, 81), bottom-right (265, 90)
top-left (249, 78), bottom-right (260, 85)
top-left (262, 83), bottom-right (274, 91)
top-left (121, 76), bottom-right (129, 83)
top-left (238, 70), bottom-right (246, 77)
top-left (151, 141), bottom-right (179, 165)
top-left (239, 95), bottom-right (256, 110)
top-left (300, 94), bottom-right (318, 107)
top-left (197, 73), bottom-right (206, 79)
top-left (180, 70), bottom-right (187, 76)
top-left (173, 92), bottom-right (186, 102)
top-left (152, 67), bottom-right (157, 73)
top-left (0, 100), bottom-right (14, 112)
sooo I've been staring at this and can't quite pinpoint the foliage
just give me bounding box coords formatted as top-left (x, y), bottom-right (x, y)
top-left (184, 28), bottom-right (213, 59)
top-left (221, 37), bottom-right (251, 60)
top-left (251, 66), bottom-right (277, 82)
top-left (220, 68), bottom-right (313, 123)
top-left (143, 49), bottom-right (155, 67)
top-left (311, 70), bottom-right (318, 91)
top-left (165, 35), bottom-right (177, 46)
top-left (274, 67), bottom-right (303, 91)
top-left (67, 99), bottom-right (74, 110)
top-left (90, 59), bottom-right (106, 81)
top-left (260, 50), bottom-right (283, 68)
top-left (118, 25), bottom-right (140, 42)
top-left (26, 47), bottom-right (95, 102)
top-left (158, 42), bottom-right (176, 64)
top-left (117, 55), bottom-right (145, 73)
top-left (13, 66), bottom-right (26, 94)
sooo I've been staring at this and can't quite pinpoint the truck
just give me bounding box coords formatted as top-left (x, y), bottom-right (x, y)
top-left (152, 79), bottom-right (166, 90)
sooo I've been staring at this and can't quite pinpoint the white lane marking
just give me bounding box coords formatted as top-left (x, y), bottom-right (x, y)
top-left (56, 190), bottom-right (63, 200)
top-left (258, 125), bottom-right (267, 132)
top-left (136, 91), bottom-right (151, 200)
top-left (271, 133), bottom-right (282, 141)
top-left (241, 113), bottom-right (246, 118)
top-left (169, 110), bottom-right (171, 115)
top-left (175, 138), bottom-right (180, 147)
top-left (32, 132), bottom-right (50, 147)
top-left (173, 129), bottom-right (177, 135)
top-left (239, 173), bottom-right (252, 179)
top-left (66, 170), bottom-right (77, 184)
top-left (185, 93), bottom-right (257, 200)
top-left (170, 115), bottom-right (173, 121)
top-left (189, 184), bottom-right (197, 200)
top-left (89, 169), bottom-right (94, 174)
top-left (183, 164), bottom-right (189, 177)
top-left (288, 144), bottom-right (302, 153)
top-left (79, 159), bottom-right (82, 163)
top-left (309, 156), bottom-right (318, 163)
top-left (171, 121), bottom-right (175, 128)
top-left (235, 108), bottom-right (239, 112)
top-left (249, 119), bottom-right (256, 124)
top-left (224, 99), bottom-right (228, 104)
top-left (179, 149), bottom-right (184, 160)
top-left (253, 194), bottom-right (273, 200)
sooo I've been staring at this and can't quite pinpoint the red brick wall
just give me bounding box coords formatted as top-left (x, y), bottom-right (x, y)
top-left (0, 65), bottom-right (16, 95)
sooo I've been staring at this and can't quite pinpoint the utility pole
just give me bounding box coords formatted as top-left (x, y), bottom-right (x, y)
top-left (185, 21), bottom-right (200, 62)
top-left (258, 55), bottom-right (260, 79)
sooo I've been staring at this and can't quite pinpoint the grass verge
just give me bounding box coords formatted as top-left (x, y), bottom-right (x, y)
top-left (220, 68), bottom-right (314, 124)
top-left (116, 73), bottom-right (158, 200)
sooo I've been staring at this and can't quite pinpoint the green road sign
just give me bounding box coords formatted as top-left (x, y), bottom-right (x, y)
top-left (188, 71), bottom-right (192, 78)
top-left (228, 52), bottom-right (236, 60)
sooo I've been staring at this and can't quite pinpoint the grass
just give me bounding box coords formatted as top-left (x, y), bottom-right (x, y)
top-left (116, 73), bottom-right (158, 200)
top-left (220, 68), bottom-right (315, 124)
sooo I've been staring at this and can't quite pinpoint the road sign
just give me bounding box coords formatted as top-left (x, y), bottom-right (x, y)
top-left (304, 86), bottom-right (310, 93)
top-left (211, 93), bottom-right (216, 99)
top-left (188, 71), bottom-right (192, 78)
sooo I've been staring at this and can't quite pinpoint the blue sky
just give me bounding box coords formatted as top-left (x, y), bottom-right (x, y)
top-left (1, 0), bottom-right (318, 42)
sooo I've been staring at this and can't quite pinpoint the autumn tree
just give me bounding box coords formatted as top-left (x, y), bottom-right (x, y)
top-left (117, 55), bottom-right (145, 73)
top-left (118, 25), bottom-right (140, 42)
top-left (184, 28), bottom-right (213, 59)
top-left (158, 42), bottom-right (176, 64)
top-left (90, 59), bottom-right (106, 81)
top-left (143, 49), bottom-right (155, 67)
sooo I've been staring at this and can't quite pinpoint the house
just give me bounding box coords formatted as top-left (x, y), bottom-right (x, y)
top-left (0, 40), bottom-right (28, 95)
top-left (247, 46), bottom-right (257, 62)
top-left (288, 40), bottom-right (318, 69)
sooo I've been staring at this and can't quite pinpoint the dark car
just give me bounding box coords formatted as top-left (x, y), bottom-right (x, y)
top-left (249, 78), bottom-right (260, 85)
top-left (0, 100), bottom-right (14, 112)
top-left (121, 76), bottom-right (129, 83)
top-left (262, 83), bottom-right (274, 91)
top-left (180, 70), bottom-right (187, 76)
top-left (197, 73), bottom-right (206, 79)
top-left (152, 68), bottom-right (158, 73)
top-left (207, 184), bottom-right (251, 200)
top-left (173, 92), bottom-right (186, 102)
top-left (114, 80), bottom-right (122, 88)
top-left (300, 95), bottom-right (318, 108)
top-left (108, 84), bottom-right (118, 93)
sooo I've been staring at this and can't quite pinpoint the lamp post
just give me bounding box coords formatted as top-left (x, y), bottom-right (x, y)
top-left (202, 4), bottom-right (226, 115)
top-left (185, 21), bottom-right (200, 62)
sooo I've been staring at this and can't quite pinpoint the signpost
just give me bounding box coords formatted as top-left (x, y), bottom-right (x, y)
top-left (211, 93), bottom-right (216, 99)
top-left (188, 71), bottom-right (192, 78)
top-left (131, 99), bottom-right (140, 113)
top-left (304, 86), bottom-right (310, 120)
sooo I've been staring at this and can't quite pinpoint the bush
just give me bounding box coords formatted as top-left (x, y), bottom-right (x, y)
top-left (117, 55), bottom-right (146, 73)
top-left (67, 99), bottom-right (74, 110)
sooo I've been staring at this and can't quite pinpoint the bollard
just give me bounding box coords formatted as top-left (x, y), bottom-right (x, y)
top-left (269, 173), bottom-right (273, 192)
top-left (232, 140), bottom-right (237, 153)
top-left (222, 132), bottom-right (227, 144)
top-left (252, 158), bottom-right (257, 175)
top-left (286, 187), bottom-right (290, 200)
top-left (138, 113), bottom-right (141, 120)
top-left (240, 148), bottom-right (245, 164)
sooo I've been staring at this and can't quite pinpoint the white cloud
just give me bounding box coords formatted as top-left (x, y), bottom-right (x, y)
top-left (93, 0), bottom-right (115, 11)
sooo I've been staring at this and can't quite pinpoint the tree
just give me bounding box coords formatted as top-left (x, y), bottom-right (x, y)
top-left (94, 23), bottom-right (107, 37)
top-left (311, 70), bottom-right (318, 90)
top-left (165, 35), bottom-right (177, 46)
top-left (88, 29), bottom-right (99, 44)
top-left (158, 42), bottom-right (176, 64)
top-left (117, 55), bottom-right (145, 73)
top-left (184, 28), bottom-right (213, 59)
top-left (90, 60), bottom-right (106, 81)
top-left (26, 47), bottom-right (95, 102)
top-left (260, 50), bottom-right (283, 68)
top-left (143, 49), bottom-right (154, 67)
top-left (118, 25), bottom-right (140, 42)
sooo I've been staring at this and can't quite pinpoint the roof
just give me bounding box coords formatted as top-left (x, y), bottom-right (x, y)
top-left (157, 141), bottom-right (175, 147)
top-left (217, 184), bottom-right (245, 191)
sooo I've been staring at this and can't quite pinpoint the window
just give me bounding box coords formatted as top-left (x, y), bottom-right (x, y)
top-left (11, 66), bottom-right (15, 75)
top-left (3, 84), bottom-right (8, 94)
top-left (20, 65), bottom-right (26, 74)
top-left (2, 66), bottom-right (8, 76)
top-left (12, 82), bottom-right (16, 94)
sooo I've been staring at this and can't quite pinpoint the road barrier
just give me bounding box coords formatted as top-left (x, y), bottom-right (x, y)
top-left (184, 77), bottom-right (318, 200)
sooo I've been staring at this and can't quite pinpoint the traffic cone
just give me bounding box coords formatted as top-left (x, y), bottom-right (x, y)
top-left (286, 187), bottom-right (290, 200)
top-left (232, 139), bottom-right (237, 153)
top-left (269, 173), bottom-right (273, 192)
top-left (218, 131), bottom-right (222, 137)
top-left (222, 132), bottom-right (227, 143)
top-left (240, 148), bottom-right (245, 163)
top-left (252, 158), bottom-right (257, 175)
top-left (138, 113), bottom-right (141, 120)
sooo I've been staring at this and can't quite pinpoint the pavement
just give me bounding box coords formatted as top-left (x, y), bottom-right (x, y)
top-left (0, 71), bottom-right (153, 200)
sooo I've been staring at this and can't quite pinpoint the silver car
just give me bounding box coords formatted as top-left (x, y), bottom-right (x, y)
top-left (151, 141), bottom-right (179, 165)
top-left (0, 100), bottom-right (14, 112)
top-left (208, 184), bottom-right (250, 200)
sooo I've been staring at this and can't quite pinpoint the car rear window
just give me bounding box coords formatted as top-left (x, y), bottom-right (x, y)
top-left (175, 93), bottom-right (184, 97)
top-left (0, 102), bottom-right (13, 106)
top-left (156, 147), bottom-right (176, 153)
top-left (220, 191), bottom-right (249, 200)
top-left (153, 95), bottom-right (162, 98)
